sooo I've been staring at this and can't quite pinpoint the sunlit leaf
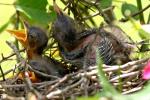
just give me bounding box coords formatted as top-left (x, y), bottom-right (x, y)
top-left (0, 21), bottom-right (10, 34)
top-left (14, 0), bottom-right (56, 26)
top-left (121, 3), bottom-right (139, 20)
top-left (100, 0), bottom-right (112, 9)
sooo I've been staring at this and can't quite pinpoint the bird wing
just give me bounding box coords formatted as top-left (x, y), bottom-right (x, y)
top-left (98, 37), bottom-right (115, 64)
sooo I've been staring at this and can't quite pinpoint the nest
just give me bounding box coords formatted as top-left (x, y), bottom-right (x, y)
top-left (0, 36), bottom-right (148, 100)
top-left (0, 55), bottom-right (148, 100)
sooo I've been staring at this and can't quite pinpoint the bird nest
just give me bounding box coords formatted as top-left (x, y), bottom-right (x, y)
top-left (0, 56), bottom-right (148, 100)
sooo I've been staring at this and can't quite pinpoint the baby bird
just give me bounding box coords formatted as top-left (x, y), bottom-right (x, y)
top-left (52, 2), bottom-right (133, 68)
top-left (7, 21), bottom-right (67, 81)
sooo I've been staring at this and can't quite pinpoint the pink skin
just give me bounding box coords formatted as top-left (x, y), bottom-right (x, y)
top-left (75, 34), bottom-right (101, 60)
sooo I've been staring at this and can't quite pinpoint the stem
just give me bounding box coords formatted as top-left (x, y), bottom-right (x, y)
top-left (14, 11), bottom-right (20, 62)
top-left (147, 13), bottom-right (150, 24)
top-left (0, 3), bottom-right (13, 5)
top-left (136, 0), bottom-right (145, 24)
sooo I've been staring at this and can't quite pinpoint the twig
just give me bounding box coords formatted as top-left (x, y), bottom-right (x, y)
top-left (110, 71), bottom-right (139, 82)
top-left (0, 69), bottom-right (14, 79)
top-left (47, 75), bottom-right (69, 92)
top-left (6, 41), bottom-right (23, 62)
top-left (94, 4), bottom-right (112, 24)
top-left (23, 61), bottom-right (43, 100)
top-left (1, 94), bottom-right (25, 100)
top-left (122, 86), bottom-right (142, 94)
top-left (2, 80), bottom-right (58, 88)
top-left (121, 64), bottom-right (144, 73)
top-left (83, 6), bottom-right (115, 20)
top-left (46, 78), bottom-right (83, 99)
top-left (14, 10), bottom-right (20, 59)
top-left (0, 65), bottom-right (5, 81)
top-left (35, 79), bottom-right (59, 89)
top-left (75, 68), bottom-right (97, 78)
top-left (103, 58), bottom-right (148, 72)
top-left (0, 49), bottom-right (25, 63)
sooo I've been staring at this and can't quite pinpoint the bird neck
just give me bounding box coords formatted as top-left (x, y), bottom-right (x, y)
top-left (27, 49), bottom-right (41, 60)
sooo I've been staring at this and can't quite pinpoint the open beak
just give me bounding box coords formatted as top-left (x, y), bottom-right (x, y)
top-left (53, 1), bottom-right (63, 15)
top-left (7, 22), bottom-right (29, 47)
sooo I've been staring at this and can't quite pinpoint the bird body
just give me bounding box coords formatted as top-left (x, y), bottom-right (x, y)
top-left (52, 2), bottom-right (133, 68)
top-left (29, 55), bottom-right (66, 78)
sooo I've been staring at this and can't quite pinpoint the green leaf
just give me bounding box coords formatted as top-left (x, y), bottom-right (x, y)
top-left (96, 49), bottom-right (118, 97)
top-left (15, 0), bottom-right (56, 26)
top-left (128, 82), bottom-right (150, 100)
top-left (147, 13), bottom-right (150, 24)
top-left (121, 3), bottom-right (139, 20)
top-left (100, 0), bottom-right (112, 9)
top-left (129, 18), bottom-right (150, 52)
top-left (77, 94), bottom-right (99, 100)
top-left (130, 18), bottom-right (150, 39)
top-left (0, 14), bottom-right (14, 34)
top-left (0, 21), bottom-right (10, 34)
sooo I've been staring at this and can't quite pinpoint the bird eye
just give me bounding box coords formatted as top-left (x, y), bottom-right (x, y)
top-left (29, 33), bottom-right (36, 39)
top-left (30, 34), bottom-right (34, 38)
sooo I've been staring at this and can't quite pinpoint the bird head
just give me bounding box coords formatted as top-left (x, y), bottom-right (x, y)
top-left (52, 2), bottom-right (81, 46)
top-left (7, 21), bottom-right (48, 58)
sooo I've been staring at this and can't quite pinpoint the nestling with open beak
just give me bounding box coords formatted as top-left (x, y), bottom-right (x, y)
top-left (7, 21), bottom-right (68, 82)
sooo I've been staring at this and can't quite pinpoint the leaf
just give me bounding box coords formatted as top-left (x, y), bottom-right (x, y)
top-left (147, 13), bottom-right (150, 24)
top-left (96, 49), bottom-right (118, 96)
top-left (14, 0), bottom-right (56, 26)
top-left (130, 18), bottom-right (150, 40)
top-left (77, 94), bottom-right (99, 100)
top-left (121, 3), bottom-right (139, 20)
top-left (129, 18), bottom-right (150, 52)
top-left (0, 21), bottom-right (10, 34)
top-left (99, 0), bottom-right (112, 9)
top-left (128, 82), bottom-right (150, 100)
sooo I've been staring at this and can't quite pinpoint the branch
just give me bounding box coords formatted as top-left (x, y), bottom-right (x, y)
top-left (122, 87), bottom-right (142, 94)
top-left (110, 71), bottom-right (140, 82)
top-left (83, 6), bottom-right (115, 20)
top-left (1, 94), bottom-right (25, 100)
top-left (0, 65), bottom-right (5, 81)
top-left (0, 69), bottom-right (14, 79)
top-left (103, 58), bottom-right (148, 72)
top-left (6, 41), bottom-right (24, 62)
top-left (46, 78), bottom-right (83, 99)
top-left (0, 49), bottom-right (25, 63)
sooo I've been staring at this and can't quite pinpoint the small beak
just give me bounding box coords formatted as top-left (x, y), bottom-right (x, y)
top-left (7, 21), bottom-right (29, 47)
top-left (53, 1), bottom-right (63, 15)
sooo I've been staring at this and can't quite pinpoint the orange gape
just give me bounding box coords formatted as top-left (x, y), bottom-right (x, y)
top-left (18, 71), bottom-right (39, 83)
top-left (7, 29), bottom-right (28, 48)
top-left (7, 24), bottom-right (40, 82)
